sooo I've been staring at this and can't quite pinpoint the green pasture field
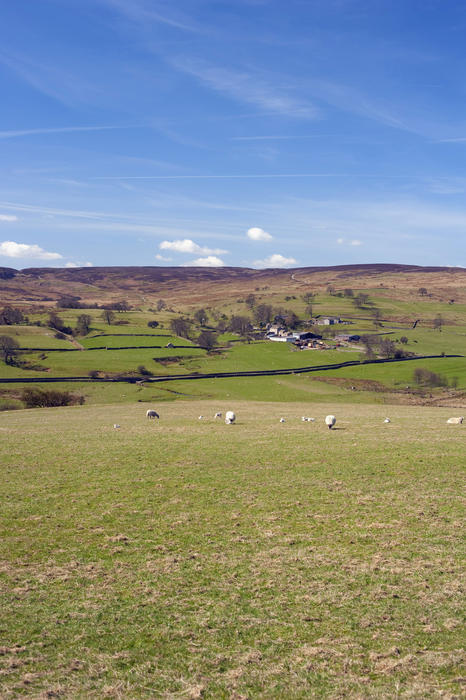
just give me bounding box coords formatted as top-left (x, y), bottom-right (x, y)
top-left (1, 401), bottom-right (464, 698)
top-left (0, 325), bottom-right (72, 349)
top-left (321, 357), bottom-right (466, 390)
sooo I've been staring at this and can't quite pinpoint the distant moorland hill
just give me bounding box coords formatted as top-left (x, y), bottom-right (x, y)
top-left (1, 263), bottom-right (466, 308)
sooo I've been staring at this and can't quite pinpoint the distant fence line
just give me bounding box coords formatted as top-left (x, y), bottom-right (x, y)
top-left (0, 354), bottom-right (462, 385)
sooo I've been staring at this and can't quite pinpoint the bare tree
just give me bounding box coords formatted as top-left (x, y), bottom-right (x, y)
top-left (198, 330), bottom-right (217, 350)
top-left (0, 335), bottom-right (20, 364)
top-left (229, 315), bottom-right (252, 335)
top-left (76, 314), bottom-right (91, 335)
top-left (194, 308), bottom-right (208, 326)
top-left (101, 310), bottom-right (115, 325)
top-left (253, 304), bottom-right (273, 326)
top-left (170, 317), bottom-right (191, 339)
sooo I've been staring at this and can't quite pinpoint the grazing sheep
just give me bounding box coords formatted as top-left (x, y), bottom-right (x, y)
top-left (384, 418), bottom-right (391, 423)
top-left (113, 424), bottom-right (121, 429)
top-left (146, 409), bottom-right (159, 419)
top-left (198, 415), bottom-right (204, 420)
top-left (301, 416), bottom-right (308, 422)
top-left (279, 417), bottom-right (285, 423)
top-left (325, 415), bottom-right (336, 430)
top-left (225, 411), bottom-right (236, 425)
top-left (446, 416), bottom-right (464, 424)
top-left (214, 412), bottom-right (222, 419)
top-left (302, 416), bottom-right (316, 422)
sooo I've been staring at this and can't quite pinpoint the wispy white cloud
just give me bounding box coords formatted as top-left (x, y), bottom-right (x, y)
top-left (98, 0), bottom-right (203, 33)
top-left (155, 253), bottom-right (172, 261)
top-left (171, 57), bottom-right (318, 118)
top-left (435, 137), bottom-right (466, 143)
top-left (0, 125), bottom-right (134, 140)
top-left (160, 238), bottom-right (228, 255)
top-left (0, 240), bottom-right (62, 260)
top-left (350, 239), bottom-right (362, 246)
top-left (183, 255), bottom-right (225, 267)
top-left (247, 226), bottom-right (272, 241)
top-left (0, 214), bottom-right (18, 222)
top-left (253, 253), bottom-right (297, 268)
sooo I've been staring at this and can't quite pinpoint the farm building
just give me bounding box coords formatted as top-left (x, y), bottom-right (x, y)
top-left (291, 331), bottom-right (322, 341)
top-left (316, 316), bottom-right (342, 325)
top-left (268, 335), bottom-right (296, 343)
top-left (334, 334), bottom-right (361, 342)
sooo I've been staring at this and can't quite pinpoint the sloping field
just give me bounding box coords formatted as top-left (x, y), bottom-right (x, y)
top-left (1, 401), bottom-right (464, 698)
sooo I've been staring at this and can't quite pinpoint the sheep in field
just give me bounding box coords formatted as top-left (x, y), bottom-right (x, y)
top-left (225, 411), bottom-right (236, 425)
top-left (279, 418), bottom-right (285, 423)
top-left (214, 412), bottom-right (222, 419)
top-left (384, 418), bottom-right (391, 423)
top-left (146, 410), bottom-right (159, 419)
top-left (325, 415), bottom-right (336, 430)
top-left (446, 416), bottom-right (464, 424)
top-left (198, 415), bottom-right (204, 420)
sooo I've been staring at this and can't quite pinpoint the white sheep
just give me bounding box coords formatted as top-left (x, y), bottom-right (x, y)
top-left (301, 416), bottom-right (316, 422)
top-left (113, 424), bottom-right (121, 429)
top-left (146, 409), bottom-right (159, 419)
top-left (279, 417), bottom-right (285, 423)
top-left (325, 415), bottom-right (336, 430)
top-left (446, 416), bottom-right (464, 424)
top-left (225, 411), bottom-right (236, 425)
top-left (198, 415), bottom-right (204, 420)
top-left (214, 412), bottom-right (222, 419)
top-left (384, 418), bottom-right (391, 423)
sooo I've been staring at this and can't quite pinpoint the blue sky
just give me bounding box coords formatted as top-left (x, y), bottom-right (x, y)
top-left (0, 0), bottom-right (465, 269)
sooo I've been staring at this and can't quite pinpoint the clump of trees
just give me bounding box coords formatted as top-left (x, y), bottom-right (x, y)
top-left (48, 312), bottom-right (73, 335)
top-left (0, 306), bottom-right (27, 325)
top-left (412, 368), bottom-right (449, 388)
top-left (170, 317), bottom-right (192, 339)
top-left (229, 315), bottom-right (252, 336)
top-left (198, 330), bottom-right (217, 350)
top-left (193, 308), bottom-right (208, 326)
top-left (0, 335), bottom-right (20, 364)
top-left (75, 314), bottom-right (92, 335)
top-left (353, 292), bottom-right (370, 309)
top-left (20, 388), bottom-right (85, 408)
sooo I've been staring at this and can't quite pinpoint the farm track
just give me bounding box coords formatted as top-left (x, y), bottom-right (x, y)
top-left (0, 354), bottom-right (462, 384)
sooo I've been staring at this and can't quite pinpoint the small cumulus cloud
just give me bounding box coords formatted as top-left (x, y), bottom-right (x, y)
top-left (247, 226), bottom-right (272, 242)
top-left (160, 238), bottom-right (227, 255)
top-left (253, 253), bottom-right (297, 268)
top-left (350, 239), bottom-right (362, 246)
top-left (0, 214), bottom-right (18, 222)
top-left (155, 253), bottom-right (173, 262)
top-left (337, 237), bottom-right (344, 244)
top-left (184, 256), bottom-right (225, 267)
top-left (65, 261), bottom-right (93, 268)
top-left (0, 240), bottom-right (62, 259)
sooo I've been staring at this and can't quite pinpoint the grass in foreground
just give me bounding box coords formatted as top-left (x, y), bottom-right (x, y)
top-left (0, 401), bottom-right (464, 698)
